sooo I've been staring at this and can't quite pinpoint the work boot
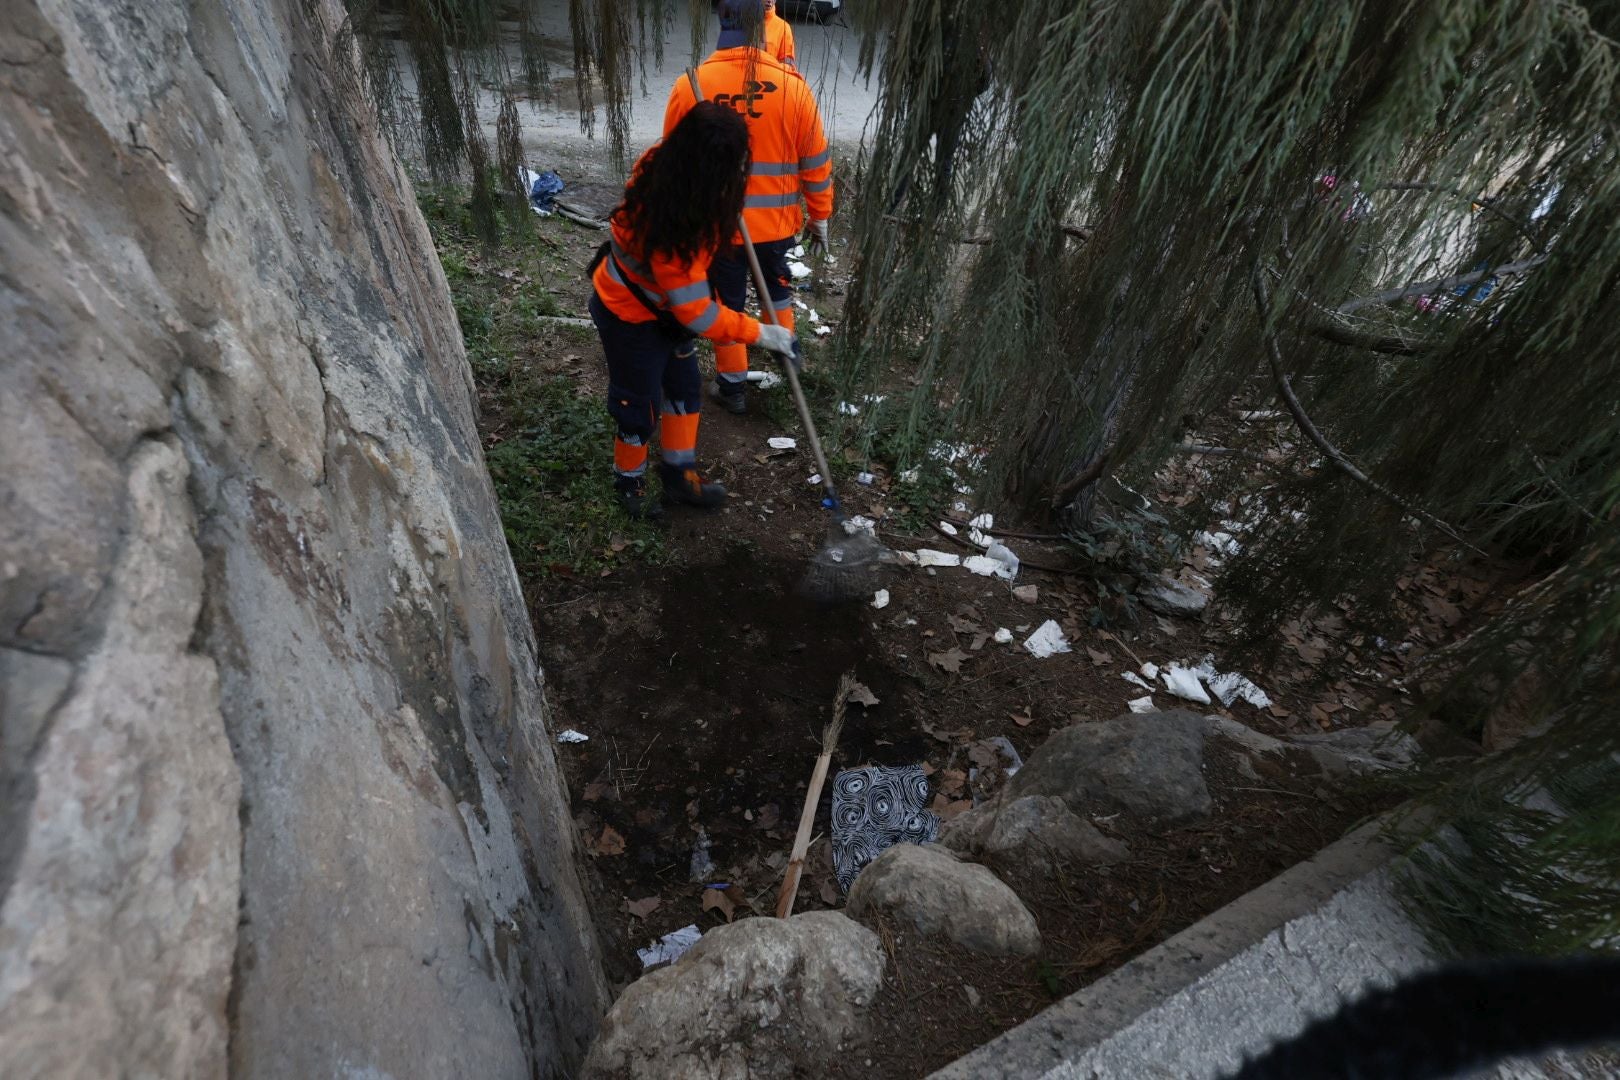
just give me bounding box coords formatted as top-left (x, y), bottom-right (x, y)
top-left (660, 464), bottom-right (728, 509)
top-left (614, 475), bottom-right (663, 521)
top-left (709, 378), bottom-right (748, 416)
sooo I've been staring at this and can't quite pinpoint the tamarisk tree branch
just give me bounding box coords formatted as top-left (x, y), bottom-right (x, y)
top-left (1250, 262), bottom-right (1484, 555)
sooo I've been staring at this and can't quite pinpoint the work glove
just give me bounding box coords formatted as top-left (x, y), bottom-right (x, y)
top-left (756, 323), bottom-right (802, 370)
top-left (804, 217), bottom-right (831, 260)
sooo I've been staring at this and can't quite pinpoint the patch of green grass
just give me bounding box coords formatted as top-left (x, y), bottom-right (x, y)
top-left (419, 179), bottom-right (666, 578)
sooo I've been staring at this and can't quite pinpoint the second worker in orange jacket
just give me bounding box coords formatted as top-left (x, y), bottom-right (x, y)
top-left (666, 0), bottom-right (834, 415)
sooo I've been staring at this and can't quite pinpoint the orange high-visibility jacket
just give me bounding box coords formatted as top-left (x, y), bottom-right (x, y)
top-left (592, 211), bottom-right (763, 345)
top-left (664, 48), bottom-right (833, 245)
top-left (765, 10), bottom-right (796, 68)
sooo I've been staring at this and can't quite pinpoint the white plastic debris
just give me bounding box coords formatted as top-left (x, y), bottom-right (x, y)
top-left (1012, 585), bottom-right (1039, 604)
top-left (1160, 664), bottom-right (1212, 705)
top-left (557, 729), bottom-right (589, 744)
top-left (689, 827), bottom-right (716, 882)
top-left (1023, 620), bottom-right (1072, 659)
top-left (856, 472), bottom-right (877, 486)
top-left (1122, 671), bottom-right (1154, 692)
top-left (789, 244), bottom-right (806, 259)
top-left (788, 260), bottom-right (813, 280)
top-left (638, 925), bottom-right (702, 970)
top-left (899, 468), bottom-right (921, 484)
top-left (768, 437), bottom-right (797, 450)
top-left (814, 325), bottom-right (834, 337)
top-left (794, 299), bottom-right (809, 310)
top-left (963, 543), bottom-right (1019, 581)
top-left (915, 549), bottom-right (962, 568)
top-left (967, 513), bottom-right (995, 547)
top-left (1140, 661), bottom-right (1160, 680)
top-left (985, 736), bottom-right (1025, 778)
top-left (746, 370), bottom-right (783, 390)
top-left (872, 589), bottom-right (890, 610)
top-left (844, 515), bottom-right (877, 536)
top-left (1194, 530), bottom-right (1243, 558)
top-left (993, 628), bottom-right (1014, 644)
top-left (808, 309), bottom-right (823, 324)
top-left (838, 401), bottom-right (860, 416)
top-left (896, 551), bottom-right (920, 565)
top-left (1191, 655), bottom-right (1273, 709)
top-left (1127, 696), bottom-right (1157, 714)
top-left (808, 473), bottom-right (823, 485)
top-left (937, 521), bottom-right (959, 536)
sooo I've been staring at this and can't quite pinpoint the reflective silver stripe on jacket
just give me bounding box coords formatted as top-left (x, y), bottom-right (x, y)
top-left (752, 161), bottom-right (799, 177)
top-left (681, 302), bottom-right (720, 333)
top-left (665, 281), bottom-right (712, 306)
top-left (803, 177), bottom-right (832, 194)
top-left (744, 192), bottom-right (801, 209)
top-left (798, 149), bottom-right (831, 171)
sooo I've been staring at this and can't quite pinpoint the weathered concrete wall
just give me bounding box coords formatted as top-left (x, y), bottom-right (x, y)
top-left (0, 2), bottom-right (604, 1077)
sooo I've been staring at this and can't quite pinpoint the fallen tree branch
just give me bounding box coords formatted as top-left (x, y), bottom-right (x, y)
top-left (775, 676), bottom-right (848, 919)
top-left (553, 201), bottom-right (608, 230)
top-left (1250, 261), bottom-right (1484, 556)
top-left (1337, 255), bottom-right (1545, 316)
top-left (1050, 450), bottom-right (1112, 511)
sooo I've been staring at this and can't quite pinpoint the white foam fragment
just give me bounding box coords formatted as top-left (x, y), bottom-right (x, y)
top-left (1160, 664), bottom-right (1212, 705)
top-left (1141, 662), bottom-right (1160, 680)
top-left (937, 521), bottom-right (959, 536)
top-left (768, 437), bottom-right (797, 450)
top-left (557, 729), bottom-right (589, 744)
top-left (788, 260), bottom-right (813, 280)
top-left (915, 549), bottom-right (961, 568)
top-left (993, 628), bottom-right (1013, 644)
top-left (1127, 696), bottom-right (1157, 714)
top-left (814, 325), bottom-right (833, 337)
top-left (872, 589), bottom-right (890, 610)
top-left (1024, 620), bottom-right (1072, 659)
top-left (856, 472), bottom-right (876, 486)
top-left (638, 925), bottom-right (702, 969)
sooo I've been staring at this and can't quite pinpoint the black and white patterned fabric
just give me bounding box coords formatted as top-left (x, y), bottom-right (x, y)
top-left (831, 765), bottom-right (939, 892)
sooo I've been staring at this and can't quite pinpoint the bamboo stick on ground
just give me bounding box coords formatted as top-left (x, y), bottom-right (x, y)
top-left (775, 673), bottom-right (852, 918)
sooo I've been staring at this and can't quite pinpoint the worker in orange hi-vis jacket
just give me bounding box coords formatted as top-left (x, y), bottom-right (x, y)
top-left (589, 102), bottom-right (798, 519)
top-left (666, 0), bottom-right (833, 416)
top-left (764, 0), bottom-right (796, 69)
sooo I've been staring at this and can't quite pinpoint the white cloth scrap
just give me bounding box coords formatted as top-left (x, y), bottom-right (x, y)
top-left (768, 437), bottom-right (797, 450)
top-left (637, 925), bottom-right (702, 969)
top-left (916, 549), bottom-right (961, 568)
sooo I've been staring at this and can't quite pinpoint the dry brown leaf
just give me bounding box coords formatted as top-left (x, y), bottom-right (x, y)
top-left (624, 896), bottom-right (661, 920)
top-left (947, 614), bottom-right (981, 635)
top-left (845, 680), bottom-right (881, 708)
top-left (1010, 711), bottom-right (1033, 728)
top-left (928, 648), bottom-right (972, 674)
top-left (1086, 647), bottom-right (1113, 666)
top-left (937, 768), bottom-right (967, 797)
top-left (967, 741), bottom-right (1000, 769)
top-left (1269, 704), bottom-right (1293, 719)
top-left (591, 825), bottom-right (626, 857)
top-left (582, 781), bottom-right (612, 803)
top-left (701, 888), bottom-right (735, 922)
top-left (928, 794), bottom-right (973, 821)
top-left (1422, 594), bottom-right (1464, 627)
top-left (819, 878), bottom-right (841, 906)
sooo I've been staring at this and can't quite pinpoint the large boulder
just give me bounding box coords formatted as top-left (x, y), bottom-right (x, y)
top-left (943, 795), bottom-right (1130, 870)
top-left (584, 912), bottom-right (885, 1079)
top-left (1006, 710), bottom-right (1214, 828)
top-left (0, 2), bottom-right (604, 1076)
top-left (847, 844), bottom-right (1041, 957)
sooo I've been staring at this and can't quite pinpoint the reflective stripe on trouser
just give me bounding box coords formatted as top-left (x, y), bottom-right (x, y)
top-left (709, 237), bottom-right (796, 384)
top-left (590, 294), bottom-right (703, 480)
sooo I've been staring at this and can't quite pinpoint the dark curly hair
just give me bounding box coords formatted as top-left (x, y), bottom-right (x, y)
top-left (612, 102), bottom-right (750, 266)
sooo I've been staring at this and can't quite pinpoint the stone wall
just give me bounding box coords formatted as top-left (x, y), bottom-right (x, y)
top-left (0, 1), bottom-right (604, 1076)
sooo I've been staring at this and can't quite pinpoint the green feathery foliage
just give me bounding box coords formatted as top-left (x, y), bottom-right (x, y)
top-left (844, 0), bottom-right (1620, 955)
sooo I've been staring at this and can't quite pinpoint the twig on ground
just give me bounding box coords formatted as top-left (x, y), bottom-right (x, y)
top-left (776, 675), bottom-right (850, 918)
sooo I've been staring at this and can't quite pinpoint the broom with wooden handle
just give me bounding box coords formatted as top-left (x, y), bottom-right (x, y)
top-left (775, 672), bottom-right (853, 918)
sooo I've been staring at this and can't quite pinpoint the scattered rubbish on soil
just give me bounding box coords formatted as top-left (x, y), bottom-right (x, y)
top-left (872, 589), bottom-right (890, 609)
top-left (1128, 695), bottom-right (1157, 713)
top-left (1024, 620), bottom-right (1072, 658)
top-left (917, 549), bottom-right (962, 568)
top-left (993, 628), bottom-right (1013, 644)
top-left (768, 437), bottom-right (798, 450)
top-left (557, 728), bottom-right (590, 744)
top-left (1160, 663), bottom-right (1212, 704)
top-left (689, 827), bottom-right (717, 883)
top-left (963, 542), bottom-right (1019, 580)
top-left (1013, 585), bottom-right (1039, 604)
top-left (637, 924), bottom-right (702, 970)
top-left (745, 370), bottom-right (783, 389)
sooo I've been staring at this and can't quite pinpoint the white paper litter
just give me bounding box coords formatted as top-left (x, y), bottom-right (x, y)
top-left (937, 521), bottom-right (959, 536)
top-left (788, 260), bottom-right (813, 280)
top-left (556, 729), bottom-right (589, 744)
top-left (808, 309), bottom-right (822, 323)
top-left (985, 736), bottom-right (1025, 778)
top-left (1127, 695), bottom-right (1157, 714)
top-left (814, 325), bottom-right (834, 337)
top-left (856, 472), bottom-right (876, 486)
top-left (915, 549), bottom-right (961, 568)
top-left (1140, 662), bottom-right (1160, 680)
top-left (794, 299), bottom-right (809, 310)
top-left (1160, 664), bottom-right (1212, 705)
top-left (899, 468), bottom-right (921, 483)
top-left (963, 543), bottom-right (1019, 581)
top-left (1024, 620), bottom-right (1072, 659)
top-left (767, 437), bottom-right (797, 450)
top-left (789, 245), bottom-right (806, 259)
top-left (896, 551), bottom-right (920, 565)
top-left (838, 401), bottom-right (860, 415)
top-left (966, 512), bottom-right (995, 547)
top-left (872, 589), bottom-right (890, 610)
top-left (638, 925), bottom-right (702, 970)
top-left (844, 515), bottom-right (877, 536)
top-left (1194, 530), bottom-right (1243, 558)
top-left (1122, 671), bottom-right (1154, 692)
top-left (1191, 655), bottom-right (1273, 709)
top-left (746, 370), bottom-right (783, 390)
top-left (808, 473), bottom-right (823, 485)
top-left (993, 628), bottom-right (1014, 644)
